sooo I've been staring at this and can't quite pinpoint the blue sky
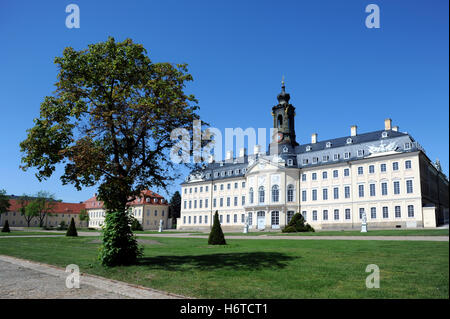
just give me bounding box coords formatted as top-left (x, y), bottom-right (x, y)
top-left (0, 0), bottom-right (448, 203)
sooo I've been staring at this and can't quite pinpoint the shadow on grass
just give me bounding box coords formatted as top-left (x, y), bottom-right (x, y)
top-left (137, 252), bottom-right (297, 271)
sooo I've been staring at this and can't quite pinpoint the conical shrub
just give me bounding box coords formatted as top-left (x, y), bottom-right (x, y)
top-left (66, 217), bottom-right (78, 237)
top-left (208, 211), bottom-right (226, 245)
top-left (1, 220), bottom-right (10, 233)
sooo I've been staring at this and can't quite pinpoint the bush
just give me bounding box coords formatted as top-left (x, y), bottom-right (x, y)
top-left (57, 221), bottom-right (68, 230)
top-left (99, 211), bottom-right (143, 266)
top-left (42, 226), bottom-right (55, 230)
top-left (282, 213), bottom-right (315, 233)
top-left (130, 217), bottom-right (143, 231)
top-left (1, 220), bottom-right (10, 233)
top-left (66, 217), bottom-right (78, 237)
top-left (208, 211), bottom-right (226, 245)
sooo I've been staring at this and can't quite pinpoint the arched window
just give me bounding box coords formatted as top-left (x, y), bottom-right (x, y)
top-left (249, 187), bottom-right (254, 204)
top-left (277, 114), bottom-right (283, 128)
top-left (287, 184), bottom-right (295, 202)
top-left (258, 186), bottom-right (265, 203)
top-left (272, 185), bottom-right (279, 202)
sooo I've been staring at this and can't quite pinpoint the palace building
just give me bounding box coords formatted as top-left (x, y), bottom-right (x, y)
top-left (177, 82), bottom-right (449, 231)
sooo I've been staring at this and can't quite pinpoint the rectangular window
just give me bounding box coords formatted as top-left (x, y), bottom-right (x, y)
top-left (205, 186), bottom-right (209, 192)
top-left (189, 201), bottom-right (192, 209)
top-left (393, 181), bottom-right (400, 194)
top-left (234, 196), bottom-right (238, 206)
top-left (312, 210), bottom-right (317, 221)
top-left (322, 171), bottom-right (328, 179)
top-left (370, 184), bottom-right (376, 197)
top-left (213, 198), bottom-right (217, 207)
top-left (333, 187), bottom-right (339, 199)
top-left (359, 208), bottom-right (365, 220)
top-left (312, 173), bottom-right (317, 180)
top-left (345, 209), bottom-right (351, 220)
top-left (344, 152), bottom-right (350, 159)
top-left (227, 197), bottom-right (230, 207)
top-left (199, 215), bottom-right (202, 224)
top-left (323, 210), bottom-right (328, 221)
top-left (220, 215), bottom-right (223, 223)
top-left (287, 211), bottom-right (295, 223)
top-left (205, 199), bottom-right (209, 208)
top-left (183, 216), bottom-right (186, 224)
top-left (184, 201), bottom-right (187, 209)
top-left (393, 162), bottom-right (399, 171)
top-left (234, 182), bottom-right (238, 189)
top-left (405, 160), bottom-right (412, 169)
top-left (188, 216), bottom-right (191, 224)
top-left (227, 183), bottom-right (231, 190)
top-left (200, 186), bottom-right (203, 192)
top-left (323, 188), bottom-right (328, 200)
top-left (248, 212), bottom-right (253, 225)
top-left (357, 149), bottom-right (364, 157)
top-left (302, 190), bottom-right (307, 202)
top-left (380, 163), bottom-right (386, 172)
top-left (408, 205), bottom-right (414, 217)
top-left (302, 211), bottom-right (307, 221)
top-left (226, 214), bottom-right (230, 223)
top-left (370, 207), bottom-right (376, 219)
top-left (333, 170), bottom-right (338, 178)
top-left (358, 185), bottom-right (364, 197)
top-left (395, 206), bottom-right (401, 218)
top-left (334, 154), bottom-right (340, 161)
top-left (194, 187), bottom-right (197, 193)
top-left (383, 206), bottom-right (389, 219)
top-left (312, 189), bottom-right (317, 201)
top-left (271, 211), bottom-right (280, 225)
top-left (369, 165), bottom-right (375, 174)
top-left (234, 214), bottom-right (237, 223)
top-left (334, 209), bottom-right (339, 220)
top-left (220, 198), bottom-right (223, 207)
top-left (242, 196), bottom-right (245, 205)
top-left (205, 215), bottom-right (208, 224)
top-left (358, 167), bottom-right (363, 175)
top-left (220, 184), bottom-right (224, 190)
top-left (344, 168), bottom-right (350, 177)
top-left (302, 174), bottom-right (306, 181)
top-left (322, 155), bottom-right (329, 162)
top-left (241, 214), bottom-right (245, 223)
top-left (406, 180), bottom-right (413, 194)
top-left (404, 142), bottom-right (411, 150)
top-left (381, 182), bottom-right (388, 195)
top-left (242, 182), bottom-right (246, 188)
top-left (344, 186), bottom-right (350, 199)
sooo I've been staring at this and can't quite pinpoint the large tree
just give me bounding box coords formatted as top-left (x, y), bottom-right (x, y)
top-left (26, 191), bottom-right (56, 227)
top-left (0, 189), bottom-right (11, 226)
top-left (20, 37), bottom-right (200, 266)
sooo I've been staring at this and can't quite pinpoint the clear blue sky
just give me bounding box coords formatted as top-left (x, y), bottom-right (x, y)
top-left (0, 0), bottom-right (448, 203)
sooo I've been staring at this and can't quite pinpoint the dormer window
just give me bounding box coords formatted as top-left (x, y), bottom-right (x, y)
top-left (322, 155), bottom-right (329, 162)
top-left (404, 142), bottom-right (411, 150)
top-left (333, 154), bottom-right (340, 161)
top-left (242, 168), bottom-right (247, 173)
top-left (344, 152), bottom-right (350, 159)
top-left (346, 138), bottom-right (353, 144)
top-left (206, 173), bottom-right (211, 179)
top-left (306, 146), bottom-right (312, 152)
top-left (146, 198), bottom-right (150, 203)
top-left (287, 159), bottom-right (293, 166)
top-left (326, 142), bottom-right (332, 148)
top-left (154, 198), bottom-right (158, 203)
top-left (220, 171), bottom-right (225, 177)
top-left (357, 149), bottom-right (364, 157)
top-left (219, 162), bottom-right (224, 167)
top-left (214, 172), bottom-right (219, 178)
top-left (282, 146), bottom-right (289, 153)
top-left (235, 169), bottom-right (240, 174)
top-left (228, 170), bottom-right (232, 176)
top-left (302, 158), bottom-right (309, 165)
top-left (381, 131), bottom-right (388, 138)
top-left (312, 157), bottom-right (318, 164)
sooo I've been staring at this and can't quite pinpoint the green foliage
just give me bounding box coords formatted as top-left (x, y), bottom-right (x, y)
top-left (131, 217), bottom-right (143, 231)
top-left (282, 213), bottom-right (315, 233)
top-left (78, 209), bottom-right (89, 227)
top-left (208, 211), bottom-right (226, 245)
top-left (169, 191), bottom-right (181, 226)
top-left (66, 217), bottom-right (78, 237)
top-left (1, 220), bottom-right (10, 233)
top-left (57, 221), bottom-right (68, 230)
top-left (19, 37), bottom-right (203, 266)
top-left (99, 211), bottom-right (143, 266)
top-left (0, 189), bottom-right (11, 216)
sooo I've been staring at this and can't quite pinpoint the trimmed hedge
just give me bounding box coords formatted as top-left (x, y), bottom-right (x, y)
top-left (1, 220), bottom-right (10, 233)
top-left (66, 217), bottom-right (78, 237)
top-left (282, 213), bottom-right (315, 233)
top-left (208, 211), bottom-right (226, 245)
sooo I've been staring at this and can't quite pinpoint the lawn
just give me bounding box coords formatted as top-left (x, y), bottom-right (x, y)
top-left (225, 228), bottom-right (449, 237)
top-left (0, 236), bottom-right (447, 298)
top-left (0, 231), bottom-right (64, 236)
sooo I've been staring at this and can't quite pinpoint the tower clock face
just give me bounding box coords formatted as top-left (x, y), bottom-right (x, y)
top-left (276, 132), bottom-right (284, 143)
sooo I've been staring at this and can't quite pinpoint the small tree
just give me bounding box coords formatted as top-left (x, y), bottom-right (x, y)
top-left (0, 189), bottom-right (11, 226)
top-left (78, 209), bottom-right (89, 228)
top-left (282, 213), bottom-right (315, 233)
top-left (169, 191), bottom-right (181, 228)
top-left (66, 217), bottom-right (78, 237)
top-left (23, 198), bottom-right (39, 227)
top-left (208, 211), bottom-right (226, 245)
top-left (1, 220), bottom-right (10, 233)
top-left (130, 217), bottom-right (143, 231)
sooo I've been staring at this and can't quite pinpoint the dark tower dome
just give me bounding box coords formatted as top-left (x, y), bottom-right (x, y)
top-left (277, 81), bottom-right (290, 104)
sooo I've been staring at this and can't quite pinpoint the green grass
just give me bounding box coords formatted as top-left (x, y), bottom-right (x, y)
top-left (225, 228), bottom-right (449, 237)
top-left (0, 231), bottom-right (64, 236)
top-left (134, 230), bottom-right (203, 234)
top-left (0, 235), bottom-right (447, 298)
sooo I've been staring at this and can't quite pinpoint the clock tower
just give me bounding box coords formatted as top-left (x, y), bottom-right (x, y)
top-left (270, 79), bottom-right (298, 150)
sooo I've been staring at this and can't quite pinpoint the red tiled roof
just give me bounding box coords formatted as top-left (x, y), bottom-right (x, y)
top-left (84, 190), bottom-right (168, 210)
top-left (8, 200), bottom-right (85, 215)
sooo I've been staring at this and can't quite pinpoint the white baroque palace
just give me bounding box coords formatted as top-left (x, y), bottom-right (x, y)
top-left (177, 83), bottom-right (449, 231)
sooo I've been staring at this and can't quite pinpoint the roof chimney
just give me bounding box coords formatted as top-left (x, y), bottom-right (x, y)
top-left (351, 125), bottom-right (357, 137)
top-left (384, 118), bottom-right (392, 131)
top-left (239, 148), bottom-right (247, 157)
top-left (225, 150), bottom-right (233, 161)
top-left (311, 133), bottom-right (318, 144)
top-left (392, 126), bottom-right (398, 132)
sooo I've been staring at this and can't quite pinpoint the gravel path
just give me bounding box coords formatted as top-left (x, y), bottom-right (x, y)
top-left (0, 255), bottom-right (185, 299)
